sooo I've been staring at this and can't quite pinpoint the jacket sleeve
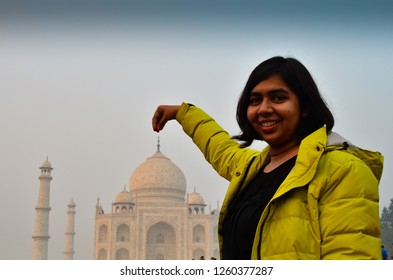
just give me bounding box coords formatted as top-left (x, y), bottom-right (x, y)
top-left (318, 151), bottom-right (381, 259)
top-left (176, 103), bottom-right (257, 181)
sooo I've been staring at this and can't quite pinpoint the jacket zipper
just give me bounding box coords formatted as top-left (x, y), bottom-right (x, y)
top-left (257, 201), bottom-right (272, 259)
top-left (226, 156), bottom-right (257, 215)
top-left (221, 156), bottom-right (257, 259)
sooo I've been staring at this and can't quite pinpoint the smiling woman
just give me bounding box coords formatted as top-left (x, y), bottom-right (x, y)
top-left (245, 75), bottom-right (302, 167)
top-left (152, 56), bottom-right (384, 260)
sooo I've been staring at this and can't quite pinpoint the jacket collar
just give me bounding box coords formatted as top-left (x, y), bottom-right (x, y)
top-left (326, 131), bottom-right (384, 182)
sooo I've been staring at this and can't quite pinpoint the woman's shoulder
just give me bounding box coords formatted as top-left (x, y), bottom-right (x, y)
top-left (323, 132), bottom-right (383, 181)
top-left (322, 148), bottom-right (363, 166)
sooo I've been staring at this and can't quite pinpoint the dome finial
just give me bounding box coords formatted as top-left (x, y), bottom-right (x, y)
top-left (157, 135), bottom-right (161, 152)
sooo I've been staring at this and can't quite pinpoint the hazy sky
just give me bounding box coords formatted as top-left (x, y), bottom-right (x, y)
top-left (1, 1), bottom-right (392, 260)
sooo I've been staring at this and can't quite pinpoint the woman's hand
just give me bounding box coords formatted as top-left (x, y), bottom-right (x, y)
top-left (152, 105), bottom-right (180, 132)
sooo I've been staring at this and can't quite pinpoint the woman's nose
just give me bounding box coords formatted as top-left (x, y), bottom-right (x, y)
top-left (257, 100), bottom-right (273, 114)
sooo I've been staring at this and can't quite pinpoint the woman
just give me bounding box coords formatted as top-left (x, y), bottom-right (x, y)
top-left (152, 56), bottom-right (384, 260)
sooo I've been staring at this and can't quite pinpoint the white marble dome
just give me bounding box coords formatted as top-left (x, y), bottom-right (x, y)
top-left (115, 190), bottom-right (134, 204)
top-left (129, 150), bottom-right (187, 203)
top-left (40, 158), bottom-right (52, 169)
top-left (187, 192), bottom-right (206, 205)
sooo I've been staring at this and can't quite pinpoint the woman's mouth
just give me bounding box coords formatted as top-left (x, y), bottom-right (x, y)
top-left (261, 120), bottom-right (279, 127)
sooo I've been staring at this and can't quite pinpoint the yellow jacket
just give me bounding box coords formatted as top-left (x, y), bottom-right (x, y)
top-left (176, 103), bottom-right (384, 259)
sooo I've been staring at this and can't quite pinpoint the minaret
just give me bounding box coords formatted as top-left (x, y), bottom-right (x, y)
top-left (63, 198), bottom-right (76, 260)
top-left (95, 197), bottom-right (103, 216)
top-left (32, 158), bottom-right (53, 260)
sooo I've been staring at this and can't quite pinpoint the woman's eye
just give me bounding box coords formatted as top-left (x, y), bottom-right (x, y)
top-left (272, 95), bottom-right (286, 102)
top-left (249, 96), bottom-right (261, 105)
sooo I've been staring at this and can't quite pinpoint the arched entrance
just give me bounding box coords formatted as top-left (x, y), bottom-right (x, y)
top-left (146, 221), bottom-right (176, 259)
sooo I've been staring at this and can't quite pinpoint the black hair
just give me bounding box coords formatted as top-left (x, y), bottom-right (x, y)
top-left (233, 56), bottom-right (334, 148)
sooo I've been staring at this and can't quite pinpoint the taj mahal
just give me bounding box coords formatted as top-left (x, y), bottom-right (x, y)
top-left (32, 141), bottom-right (220, 260)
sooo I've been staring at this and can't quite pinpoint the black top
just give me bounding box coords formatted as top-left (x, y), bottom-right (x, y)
top-left (222, 156), bottom-right (297, 260)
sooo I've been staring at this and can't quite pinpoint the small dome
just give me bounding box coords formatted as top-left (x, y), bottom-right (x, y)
top-left (129, 150), bottom-right (186, 203)
top-left (67, 198), bottom-right (76, 207)
top-left (40, 158), bottom-right (52, 169)
top-left (188, 192), bottom-right (206, 205)
top-left (115, 190), bottom-right (134, 204)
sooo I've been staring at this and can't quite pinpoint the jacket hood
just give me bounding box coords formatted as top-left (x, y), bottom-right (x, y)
top-left (326, 131), bottom-right (384, 182)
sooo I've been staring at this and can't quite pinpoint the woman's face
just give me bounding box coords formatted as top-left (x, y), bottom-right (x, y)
top-left (246, 75), bottom-right (302, 150)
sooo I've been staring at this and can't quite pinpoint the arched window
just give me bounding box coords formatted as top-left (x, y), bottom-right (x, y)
top-left (193, 224), bottom-right (205, 243)
top-left (156, 253), bottom-right (164, 260)
top-left (115, 248), bottom-right (129, 260)
top-left (98, 224), bottom-right (108, 243)
top-left (98, 248), bottom-right (106, 260)
top-left (192, 248), bottom-right (205, 260)
top-left (146, 222), bottom-right (176, 260)
top-left (116, 224), bottom-right (130, 242)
